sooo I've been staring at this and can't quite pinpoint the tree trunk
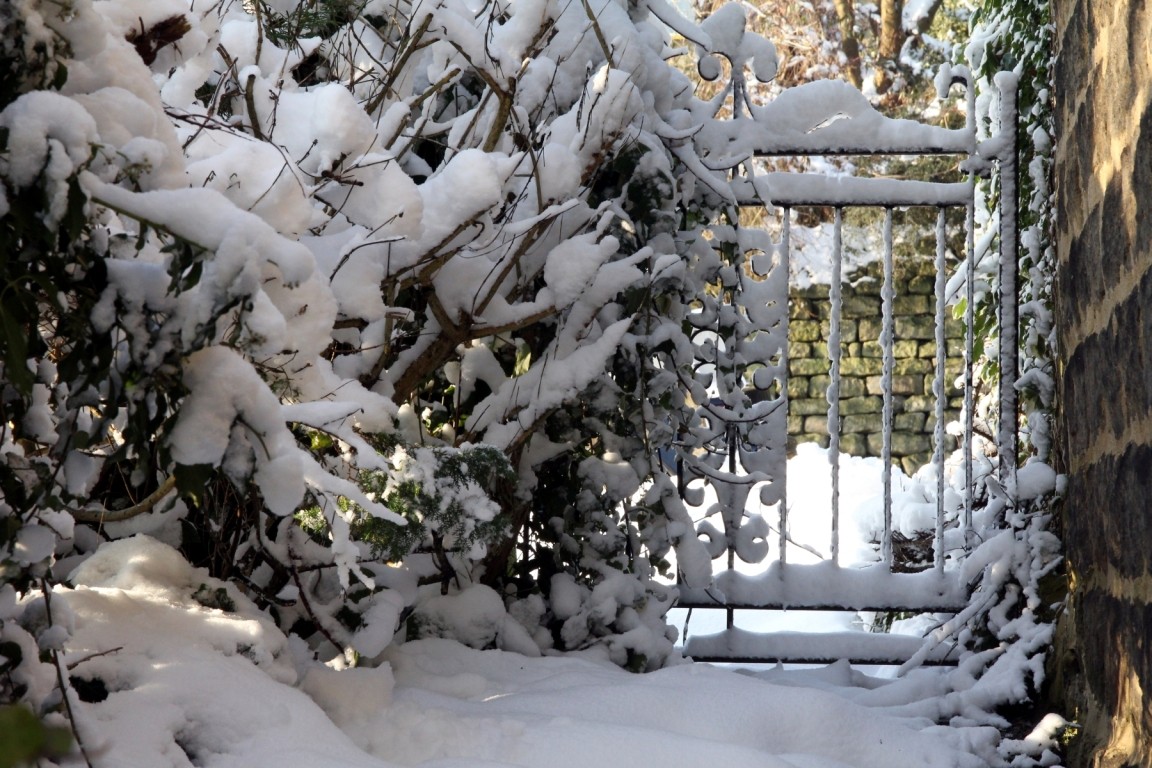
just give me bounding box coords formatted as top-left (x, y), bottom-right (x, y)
top-left (908, 0), bottom-right (943, 35)
top-left (831, 0), bottom-right (862, 89)
top-left (873, 0), bottom-right (903, 94)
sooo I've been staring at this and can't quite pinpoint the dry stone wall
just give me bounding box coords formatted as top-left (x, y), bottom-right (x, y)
top-left (787, 257), bottom-right (966, 475)
top-left (1052, 1), bottom-right (1152, 765)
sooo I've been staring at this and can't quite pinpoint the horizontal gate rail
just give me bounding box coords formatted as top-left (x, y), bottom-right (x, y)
top-left (682, 627), bottom-right (961, 666)
top-left (677, 563), bottom-right (969, 613)
top-left (732, 174), bottom-right (973, 208)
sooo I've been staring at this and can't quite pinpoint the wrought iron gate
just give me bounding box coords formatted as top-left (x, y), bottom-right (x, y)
top-left (672, 68), bottom-right (1019, 667)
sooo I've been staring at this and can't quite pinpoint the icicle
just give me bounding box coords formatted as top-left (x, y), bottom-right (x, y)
top-left (881, 207), bottom-right (895, 568)
top-left (828, 207), bottom-right (843, 565)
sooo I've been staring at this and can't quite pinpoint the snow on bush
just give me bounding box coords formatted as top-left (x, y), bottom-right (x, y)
top-left (1, 0), bottom-right (784, 715)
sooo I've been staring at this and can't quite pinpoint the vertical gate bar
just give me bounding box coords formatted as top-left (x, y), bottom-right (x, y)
top-left (964, 183), bottom-right (976, 549)
top-left (727, 422), bottom-right (736, 630)
top-left (829, 207), bottom-right (843, 565)
top-left (780, 208), bottom-right (792, 567)
top-left (881, 207), bottom-right (895, 568)
top-left (962, 68), bottom-right (977, 551)
top-left (933, 206), bottom-right (948, 571)
top-left (995, 72), bottom-right (1019, 497)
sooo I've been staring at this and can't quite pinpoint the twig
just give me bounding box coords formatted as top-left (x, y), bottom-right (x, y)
top-left (72, 475), bottom-right (177, 523)
top-left (368, 13), bottom-right (435, 115)
top-left (580, 0), bottom-right (614, 66)
top-left (41, 580), bottom-right (97, 768)
top-left (287, 540), bottom-right (346, 653)
top-left (245, 72), bottom-right (266, 140)
top-left (66, 647), bottom-right (125, 671)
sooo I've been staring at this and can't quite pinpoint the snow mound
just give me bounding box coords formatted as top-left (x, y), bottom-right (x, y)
top-left (55, 542), bottom-right (1000, 768)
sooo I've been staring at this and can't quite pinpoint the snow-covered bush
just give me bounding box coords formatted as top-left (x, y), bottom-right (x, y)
top-left (879, 7), bottom-right (1063, 757)
top-left (1, 0), bottom-right (793, 694)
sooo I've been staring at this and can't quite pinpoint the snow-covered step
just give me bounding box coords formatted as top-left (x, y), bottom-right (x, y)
top-left (682, 627), bottom-right (958, 666)
top-left (676, 562), bottom-right (969, 613)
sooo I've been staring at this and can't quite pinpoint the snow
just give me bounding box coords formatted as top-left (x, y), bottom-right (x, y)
top-left (678, 562), bottom-right (968, 611)
top-left (727, 79), bottom-right (973, 156)
top-left (1, 0), bottom-right (1060, 763)
top-left (53, 536), bottom-right (1007, 768)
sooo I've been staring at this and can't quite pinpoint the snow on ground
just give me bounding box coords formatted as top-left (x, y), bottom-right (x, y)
top-left (669, 441), bottom-right (948, 640)
top-left (48, 449), bottom-right (1013, 768)
top-left (57, 534), bottom-right (1000, 768)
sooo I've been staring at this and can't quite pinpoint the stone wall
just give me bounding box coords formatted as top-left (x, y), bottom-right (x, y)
top-left (1053, 1), bottom-right (1152, 766)
top-left (787, 257), bottom-right (965, 474)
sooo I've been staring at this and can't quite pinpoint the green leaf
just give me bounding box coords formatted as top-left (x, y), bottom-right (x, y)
top-left (310, 431), bottom-right (334, 452)
top-left (174, 463), bottom-right (216, 506)
top-left (0, 705), bottom-right (73, 768)
top-left (514, 342), bottom-right (531, 376)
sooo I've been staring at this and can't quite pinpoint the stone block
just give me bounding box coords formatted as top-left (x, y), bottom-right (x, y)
top-left (890, 433), bottom-right (932, 455)
top-left (893, 358), bottom-right (933, 375)
top-left (908, 274), bottom-right (935, 294)
top-left (792, 320), bottom-right (823, 342)
top-left (894, 412), bottom-right (926, 432)
top-left (841, 320), bottom-right (859, 343)
top-left (790, 297), bottom-right (820, 320)
top-left (791, 398), bottom-right (829, 416)
top-left (840, 357), bottom-right (883, 376)
top-left (862, 374), bottom-right (922, 396)
top-left (839, 433), bottom-right (869, 455)
top-left (903, 395), bottom-right (936, 413)
top-left (786, 376), bottom-right (808, 399)
top-left (808, 376), bottom-right (866, 398)
top-left (790, 358), bottom-right (827, 377)
top-left (842, 413), bottom-right (880, 434)
top-left (901, 454), bottom-right (932, 475)
top-left (895, 316), bottom-right (936, 340)
top-left (803, 414), bottom-right (829, 434)
top-left (893, 295), bottom-right (933, 314)
top-left (841, 296), bottom-right (881, 318)
top-left (840, 397), bottom-right (882, 415)
top-left (792, 433), bottom-right (827, 449)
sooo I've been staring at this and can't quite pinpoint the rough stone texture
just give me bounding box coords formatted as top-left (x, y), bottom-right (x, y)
top-left (788, 256), bottom-right (963, 474)
top-left (1053, 1), bottom-right (1152, 765)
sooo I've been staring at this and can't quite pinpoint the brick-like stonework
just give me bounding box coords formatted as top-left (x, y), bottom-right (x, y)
top-left (788, 256), bottom-right (965, 474)
top-left (1053, 1), bottom-right (1152, 765)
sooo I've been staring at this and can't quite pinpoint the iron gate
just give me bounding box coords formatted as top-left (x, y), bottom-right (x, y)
top-left (672, 67), bottom-right (1019, 666)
